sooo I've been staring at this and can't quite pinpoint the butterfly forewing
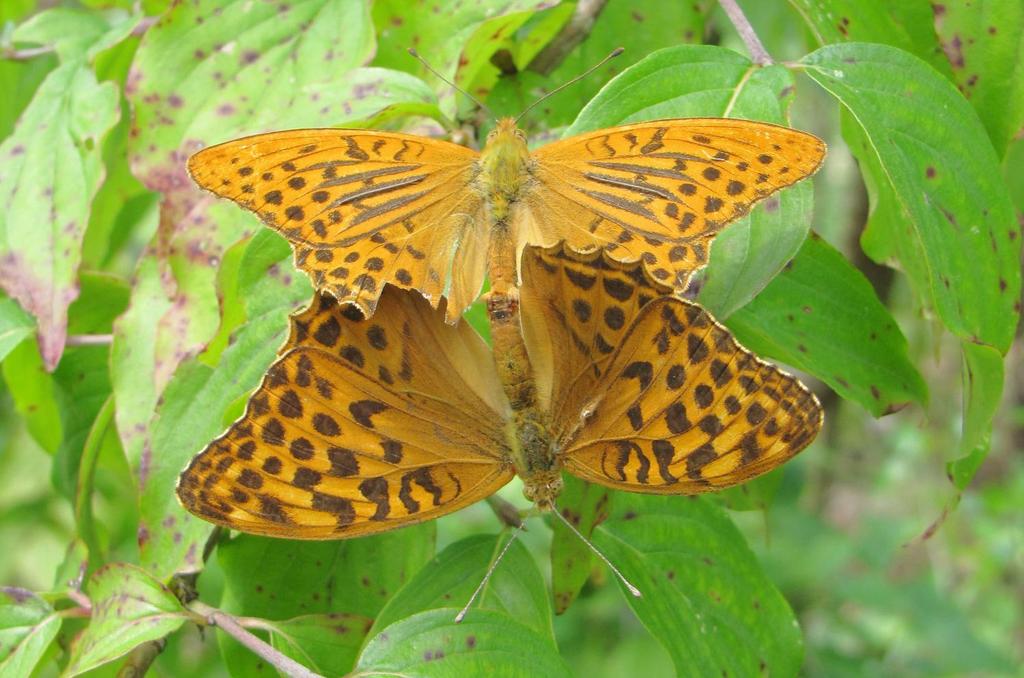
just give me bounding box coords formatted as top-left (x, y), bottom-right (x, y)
top-left (526, 119), bottom-right (826, 288)
top-left (559, 294), bottom-right (822, 493)
top-left (177, 289), bottom-right (513, 539)
top-left (188, 130), bottom-right (487, 321)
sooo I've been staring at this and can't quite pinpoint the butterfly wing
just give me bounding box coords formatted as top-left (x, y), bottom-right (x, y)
top-left (524, 119), bottom-right (825, 288)
top-left (188, 130), bottom-right (487, 321)
top-left (519, 243), bottom-right (672, 427)
top-left (177, 289), bottom-right (512, 539)
top-left (521, 245), bottom-right (821, 494)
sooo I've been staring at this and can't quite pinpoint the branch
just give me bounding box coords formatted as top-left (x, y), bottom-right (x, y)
top-left (2, 15), bottom-right (157, 62)
top-left (527, 0), bottom-right (610, 75)
top-left (66, 334), bottom-right (113, 347)
top-left (718, 0), bottom-right (773, 65)
top-left (190, 602), bottom-right (323, 678)
top-left (2, 45), bottom-right (53, 61)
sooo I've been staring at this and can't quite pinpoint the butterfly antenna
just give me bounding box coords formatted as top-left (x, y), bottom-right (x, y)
top-left (552, 504), bottom-right (641, 598)
top-left (515, 47), bottom-right (625, 125)
top-left (454, 523), bottom-right (525, 623)
top-left (408, 48), bottom-right (494, 118)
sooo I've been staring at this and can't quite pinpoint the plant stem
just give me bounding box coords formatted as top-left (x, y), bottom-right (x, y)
top-left (190, 601), bottom-right (323, 678)
top-left (718, 0), bottom-right (773, 65)
top-left (66, 334), bottom-right (114, 346)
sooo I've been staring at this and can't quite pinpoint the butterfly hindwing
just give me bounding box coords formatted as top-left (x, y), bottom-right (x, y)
top-left (561, 295), bottom-right (822, 493)
top-left (520, 244), bottom-right (822, 494)
top-left (176, 289), bottom-right (513, 539)
top-left (526, 119), bottom-right (826, 288)
top-left (188, 130), bottom-right (487, 321)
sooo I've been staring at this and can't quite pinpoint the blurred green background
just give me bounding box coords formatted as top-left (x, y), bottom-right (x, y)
top-left (1, 0), bottom-right (1021, 675)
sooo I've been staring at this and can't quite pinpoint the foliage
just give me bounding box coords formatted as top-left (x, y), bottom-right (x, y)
top-left (0, 0), bottom-right (1020, 676)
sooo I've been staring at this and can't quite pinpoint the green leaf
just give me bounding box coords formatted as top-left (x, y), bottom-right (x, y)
top-left (47, 272), bottom-right (125, 496)
top-left (0, 52), bottom-right (56, 141)
top-left (947, 342), bottom-right (1005, 489)
top-left (371, 534), bottom-right (553, 642)
top-left (265, 613), bottom-right (373, 677)
top-left (0, 61), bottom-right (119, 369)
top-left (136, 270), bottom-right (310, 577)
top-left (787, 0), bottom-right (953, 77)
top-left (12, 8), bottom-right (139, 63)
top-left (216, 527), bottom-right (433, 676)
top-left (725, 233), bottom-right (927, 416)
top-left (51, 345), bottom-right (112, 499)
top-left (714, 468), bottom-right (784, 513)
top-left (0, 0), bottom-right (34, 24)
top-left (119, 230), bottom-right (308, 576)
top-left (66, 562), bottom-right (189, 676)
top-left (536, 0), bottom-right (706, 128)
top-left (0, 298), bottom-right (34, 363)
top-left (12, 8), bottom-right (108, 62)
top-left (128, 0), bottom-right (385, 186)
top-left (82, 102), bottom-right (155, 272)
top-left (371, 0), bottom-right (553, 117)
top-left (109, 203), bottom-right (253, 479)
top-left (455, 10), bottom-right (544, 113)
top-left (932, 0), bottom-right (1024, 156)
top-left (801, 43), bottom-right (1020, 354)
top-left (0, 587), bottom-right (61, 676)
top-left (116, 0), bottom-right (433, 466)
top-left (568, 45), bottom-right (817, 317)
top-left (594, 493), bottom-right (803, 677)
top-left (1, 338), bottom-right (61, 453)
top-left (357, 608), bottom-right (572, 677)
top-left (550, 476), bottom-right (608, 614)
top-left (218, 529), bottom-right (434, 621)
top-left (67, 271), bottom-right (130, 334)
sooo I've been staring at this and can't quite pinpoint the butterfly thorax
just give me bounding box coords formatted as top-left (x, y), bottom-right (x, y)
top-left (479, 118), bottom-right (532, 223)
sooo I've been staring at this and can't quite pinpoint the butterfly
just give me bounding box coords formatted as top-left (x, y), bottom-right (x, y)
top-left (188, 118), bottom-right (825, 323)
top-left (176, 243), bottom-right (822, 538)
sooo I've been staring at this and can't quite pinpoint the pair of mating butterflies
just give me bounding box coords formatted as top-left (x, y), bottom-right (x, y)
top-left (177, 117), bottom-right (825, 538)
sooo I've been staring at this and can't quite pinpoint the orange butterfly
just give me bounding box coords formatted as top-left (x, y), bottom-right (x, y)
top-left (177, 244), bottom-right (822, 538)
top-left (188, 118), bottom-right (825, 322)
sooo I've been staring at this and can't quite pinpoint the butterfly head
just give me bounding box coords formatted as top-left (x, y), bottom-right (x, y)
top-left (482, 118), bottom-right (529, 162)
top-left (522, 470), bottom-right (563, 511)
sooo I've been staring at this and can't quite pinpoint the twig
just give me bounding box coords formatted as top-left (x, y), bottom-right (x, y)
top-left (65, 589), bottom-right (92, 610)
top-left (66, 334), bottom-right (114, 347)
top-left (2, 15), bottom-right (157, 62)
top-left (117, 638), bottom-right (166, 678)
top-left (718, 0), bottom-right (773, 65)
top-left (527, 0), bottom-right (610, 75)
top-left (2, 45), bottom-right (54, 61)
top-left (190, 601), bottom-right (323, 678)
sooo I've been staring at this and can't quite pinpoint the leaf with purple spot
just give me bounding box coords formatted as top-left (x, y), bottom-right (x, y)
top-left (64, 563), bottom-right (189, 676)
top-left (0, 62), bottom-right (119, 370)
